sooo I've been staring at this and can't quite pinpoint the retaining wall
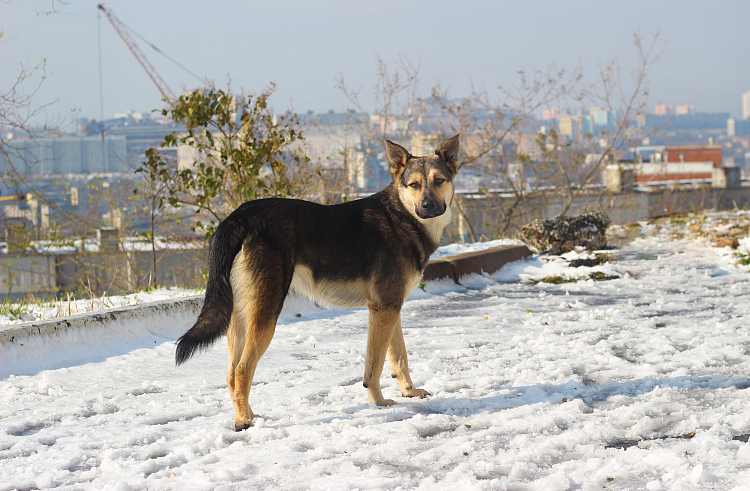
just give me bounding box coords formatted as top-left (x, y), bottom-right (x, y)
top-left (455, 186), bottom-right (750, 239)
top-left (0, 245), bottom-right (532, 344)
top-left (0, 296), bottom-right (203, 345)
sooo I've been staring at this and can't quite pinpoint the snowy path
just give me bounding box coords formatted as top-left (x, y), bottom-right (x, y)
top-left (3, 235), bottom-right (750, 490)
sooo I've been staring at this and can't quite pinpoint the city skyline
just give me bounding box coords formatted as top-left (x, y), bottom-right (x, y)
top-left (2, 0), bottom-right (749, 125)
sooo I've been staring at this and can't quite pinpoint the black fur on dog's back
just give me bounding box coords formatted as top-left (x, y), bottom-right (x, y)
top-left (175, 216), bottom-right (245, 365)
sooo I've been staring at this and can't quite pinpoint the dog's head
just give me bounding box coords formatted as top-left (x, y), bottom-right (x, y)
top-left (386, 135), bottom-right (459, 220)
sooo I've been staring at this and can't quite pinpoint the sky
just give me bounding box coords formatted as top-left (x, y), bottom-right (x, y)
top-left (2, 0), bottom-right (749, 126)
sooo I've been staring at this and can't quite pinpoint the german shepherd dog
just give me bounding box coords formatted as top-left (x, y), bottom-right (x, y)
top-left (175, 135), bottom-right (459, 431)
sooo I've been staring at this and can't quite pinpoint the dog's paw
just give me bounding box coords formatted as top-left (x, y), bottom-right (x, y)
top-left (376, 399), bottom-right (397, 407)
top-left (404, 388), bottom-right (430, 399)
top-left (234, 421), bottom-right (253, 432)
top-left (234, 413), bottom-right (257, 432)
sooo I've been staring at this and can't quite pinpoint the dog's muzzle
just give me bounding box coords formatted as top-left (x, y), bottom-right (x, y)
top-left (417, 198), bottom-right (446, 219)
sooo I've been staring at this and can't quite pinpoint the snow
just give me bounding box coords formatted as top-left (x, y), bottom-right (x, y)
top-left (429, 238), bottom-right (524, 259)
top-left (3, 210), bottom-right (750, 490)
top-left (0, 288), bottom-right (201, 326)
top-left (9, 236), bottom-right (201, 256)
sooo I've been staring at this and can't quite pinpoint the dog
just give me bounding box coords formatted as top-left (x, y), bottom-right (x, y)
top-left (175, 135), bottom-right (459, 431)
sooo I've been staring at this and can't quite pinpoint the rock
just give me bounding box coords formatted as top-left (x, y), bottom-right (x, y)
top-left (713, 237), bottom-right (739, 249)
top-left (517, 211), bottom-right (612, 254)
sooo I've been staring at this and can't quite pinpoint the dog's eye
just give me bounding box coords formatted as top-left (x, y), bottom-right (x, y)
top-left (408, 182), bottom-right (421, 189)
top-left (434, 178), bottom-right (445, 185)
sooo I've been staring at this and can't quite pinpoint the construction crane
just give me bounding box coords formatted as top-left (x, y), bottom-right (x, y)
top-left (97, 4), bottom-right (176, 102)
top-left (0, 194), bottom-right (24, 203)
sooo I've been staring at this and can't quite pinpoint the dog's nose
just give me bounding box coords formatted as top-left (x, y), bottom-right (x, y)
top-left (421, 198), bottom-right (437, 211)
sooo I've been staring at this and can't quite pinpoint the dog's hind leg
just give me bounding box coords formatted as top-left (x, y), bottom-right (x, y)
top-left (227, 248), bottom-right (289, 431)
top-left (230, 316), bottom-right (275, 431)
top-left (226, 314), bottom-right (244, 401)
top-left (387, 316), bottom-right (429, 399)
top-left (363, 302), bottom-right (400, 406)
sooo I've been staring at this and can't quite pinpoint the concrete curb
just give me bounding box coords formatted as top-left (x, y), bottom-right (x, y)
top-left (422, 245), bottom-right (532, 284)
top-left (1, 244), bottom-right (532, 344)
top-left (0, 296), bottom-right (204, 345)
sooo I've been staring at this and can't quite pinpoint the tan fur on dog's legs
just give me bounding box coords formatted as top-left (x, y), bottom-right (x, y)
top-left (226, 315), bottom-right (244, 401)
top-left (228, 321), bottom-right (275, 431)
top-left (364, 302), bottom-right (399, 406)
top-left (387, 317), bottom-right (429, 399)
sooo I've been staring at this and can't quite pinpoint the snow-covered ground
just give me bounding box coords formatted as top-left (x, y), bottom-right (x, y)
top-left (3, 210), bottom-right (750, 490)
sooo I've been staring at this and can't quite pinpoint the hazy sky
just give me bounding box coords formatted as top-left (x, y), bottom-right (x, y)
top-left (2, 0), bottom-right (749, 124)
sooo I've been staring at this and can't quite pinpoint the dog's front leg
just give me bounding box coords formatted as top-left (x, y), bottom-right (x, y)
top-left (388, 316), bottom-right (430, 399)
top-left (364, 302), bottom-right (399, 406)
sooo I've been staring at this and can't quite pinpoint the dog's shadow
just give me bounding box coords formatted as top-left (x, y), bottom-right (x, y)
top-left (425, 373), bottom-right (750, 413)
top-left (293, 374), bottom-right (750, 438)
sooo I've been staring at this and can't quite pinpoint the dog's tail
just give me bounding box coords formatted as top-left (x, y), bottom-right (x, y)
top-left (175, 219), bottom-right (244, 365)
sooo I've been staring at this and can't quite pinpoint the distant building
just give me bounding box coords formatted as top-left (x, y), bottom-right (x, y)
top-left (3, 136), bottom-right (127, 175)
top-left (637, 161), bottom-right (713, 183)
top-left (727, 118), bottom-right (750, 137)
top-left (0, 231), bottom-right (206, 296)
top-left (556, 114), bottom-right (595, 138)
top-left (558, 116), bottom-right (578, 139)
top-left (542, 107), bottom-right (562, 121)
top-left (176, 143), bottom-right (204, 171)
top-left (675, 104), bottom-right (695, 116)
top-left (654, 103), bottom-right (674, 116)
top-left (590, 107), bottom-right (615, 127)
top-left (743, 91), bottom-right (750, 120)
top-left (608, 144), bottom-right (726, 188)
top-left (717, 134), bottom-right (750, 170)
top-left (665, 145), bottom-right (722, 167)
top-left (644, 112), bottom-right (730, 131)
top-left (298, 110), bottom-right (351, 126)
top-left (409, 134), bottom-right (442, 157)
top-left (113, 110), bottom-right (150, 121)
top-left (581, 115), bottom-right (595, 134)
top-left (105, 114), bottom-right (186, 169)
top-left (298, 128), bottom-right (366, 189)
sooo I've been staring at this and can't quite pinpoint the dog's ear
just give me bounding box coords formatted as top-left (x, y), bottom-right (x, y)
top-left (436, 135), bottom-right (460, 174)
top-left (386, 140), bottom-right (410, 176)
